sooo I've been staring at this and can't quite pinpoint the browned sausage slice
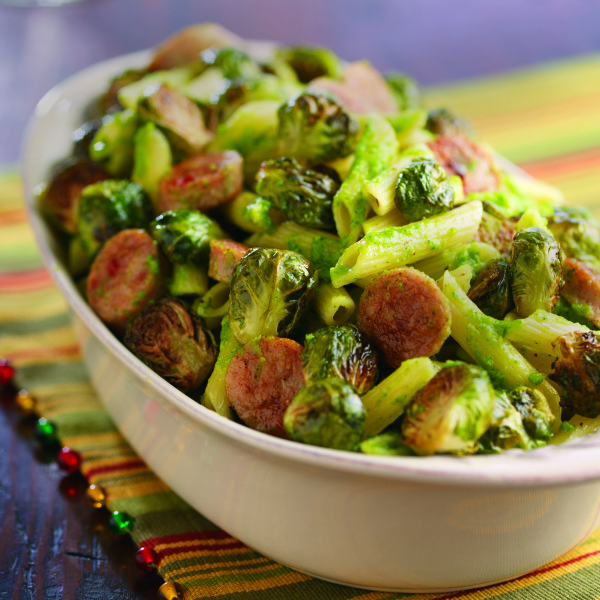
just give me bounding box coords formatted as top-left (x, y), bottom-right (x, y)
top-left (427, 135), bottom-right (500, 195)
top-left (87, 229), bottom-right (166, 333)
top-left (561, 258), bottom-right (600, 328)
top-left (156, 151), bottom-right (244, 214)
top-left (225, 336), bottom-right (305, 437)
top-left (357, 267), bottom-right (451, 368)
top-left (208, 239), bottom-right (250, 283)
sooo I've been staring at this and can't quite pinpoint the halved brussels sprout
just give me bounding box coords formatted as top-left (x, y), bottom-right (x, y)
top-left (508, 386), bottom-right (554, 443)
top-left (302, 325), bottom-right (378, 394)
top-left (255, 157), bottom-right (340, 230)
top-left (284, 377), bottom-right (366, 451)
top-left (384, 72), bottom-right (420, 111)
top-left (394, 158), bottom-right (455, 223)
top-left (228, 247), bottom-right (318, 344)
top-left (275, 45), bottom-right (343, 83)
top-left (510, 226), bottom-right (562, 317)
top-left (425, 108), bottom-right (472, 137)
top-left (199, 46), bottom-right (262, 80)
top-left (467, 258), bottom-right (514, 320)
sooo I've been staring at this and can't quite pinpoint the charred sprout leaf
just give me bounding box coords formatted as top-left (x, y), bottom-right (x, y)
top-left (124, 297), bottom-right (216, 393)
top-left (150, 209), bottom-right (226, 267)
top-left (425, 108), bottom-right (473, 137)
top-left (200, 46), bottom-right (262, 80)
top-left (550, 330), bottom-right (600, 418)
top-left (284, 377), bottom-right (365, 451)
top-left (77, 180), bottom-right (153, 258)
top-left (89, 109), bottom-right (138, 177)
top-left (275, 45), bottom-right (343, 84)
top-left (228, 247), bottom-right (318, 344)
top-left (138, 84), bottom-right (212, 157)
top-left (467, 258), bottom-right (514, 320)
top-left (508, 386), bottom-right (554, 443)
top-left (255, 157), bottom-right (340, 230)
top-left (510, 226), bottom-right (562, 317)
top-left (277, 92), bottom-right (359, 164)
top-left (360, 432), bottom-right (416, 456)
top-left (384, 72), bottom-right (420, 111)
top-left (394, 158), bottom-right (455, 222)
top-left (401, 363), bottom-right (495, 455)
top-left (302, 325), bottom-right (378, 394)
top-left (40, 157), bottom-right (108, 234)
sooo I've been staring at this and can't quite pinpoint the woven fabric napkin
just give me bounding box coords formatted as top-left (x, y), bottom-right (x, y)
top-left (1, 54), bottom-right (600, 599)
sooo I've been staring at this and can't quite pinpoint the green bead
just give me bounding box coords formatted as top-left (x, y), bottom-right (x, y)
top-left (108, 510), bottom-right (134, 534)
top-left (34, 417), bottom-right (58, 444)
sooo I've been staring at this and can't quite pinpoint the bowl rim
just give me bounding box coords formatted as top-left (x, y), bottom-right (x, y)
top-left (20, 47), bottom-right (600, 489)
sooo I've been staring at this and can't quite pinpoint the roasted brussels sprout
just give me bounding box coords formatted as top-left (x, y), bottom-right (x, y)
top-left (228, 247), bottom-right (318, 344)
top-left (77, 180), bottom-right (153, 258)
top-left (550, 330), bottom-right (600, 418)
top-left (124, 297), bottom-right (216, 393)
top-left (302, 325), bottom-right (378, 394)
top-left (384, 72), bottom-right (420, 111)
top-left (89, 109), bottom-right (138, 177)
top-left (255, 157), bottom-right (340, 230)
top-left (275, 45), bottom-right (343, 83)
top-left (40, 157), bottom-right (108, 234)
top-left (138, 84), bottom-right (212, 157)
top-left (131, 122), bottom-right (172, 201)
top-left (284, 377), bottom-right (366, 451)
top-left (150, 209), bottom-right (226, 267)
top-left (199, 46), bottom-right (262, 80)
top-left (99, 68), bottom-right (148, 114)
top-left (360, 432), bottom-right (416, 456)
top-left (467, 258), bottom-right (514, 320)
top-left (401, 363), bottom-right (495, 455)
top-left (394, 158), bottom-right (455, 223)
top-left (425, 108), bottom-right (472, 137)
top-left (277, 92), bottom-right (359, 164)
top-left (508, 386), bottom-right (554, 443)
top-left (510, 226), bottom-right (562, 317)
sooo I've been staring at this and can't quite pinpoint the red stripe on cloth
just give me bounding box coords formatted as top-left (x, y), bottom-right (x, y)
top-left (141, 530), bottom-right (234, 548)
top-left (155, 540), bottom-right (246, 558)
top-left (518, 147), bottom-right (600, 180)
top-left (0, 208), bottom-right (28, 225)
top-left (84, 459), bottom-right (148, 479)
top-left (0, 268), bottom-right (53, 292)
top-left (431, 548), bottom-right (600, 600)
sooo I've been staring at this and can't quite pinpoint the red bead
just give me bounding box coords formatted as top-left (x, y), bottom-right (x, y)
top-left (56, 447), bottom-right (82, 474)
top-left (0, 359), bottom-right (15, 386)
top-left (134, 546), bottom-right (158, 572)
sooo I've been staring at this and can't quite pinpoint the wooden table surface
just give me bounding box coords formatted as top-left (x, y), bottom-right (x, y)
top-left (1, 0), bottom-right (600, 597)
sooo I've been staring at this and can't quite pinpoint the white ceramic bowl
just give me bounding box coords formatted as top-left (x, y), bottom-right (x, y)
top-left (22, 49), bottom-right (600, 593)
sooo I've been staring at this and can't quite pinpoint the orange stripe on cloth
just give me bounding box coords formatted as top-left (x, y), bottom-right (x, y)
top-left (7, 343), bottom-right (81, 364)
top-left (0, 268), bottom-right (54, 292)
top-left (0, 207), bottom-right (28, 224)
top-left (518, 147), bottom-right (600, 181)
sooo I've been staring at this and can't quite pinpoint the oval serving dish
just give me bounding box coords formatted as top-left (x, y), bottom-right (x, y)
top-left (22, 48), bottom-right (600, 593)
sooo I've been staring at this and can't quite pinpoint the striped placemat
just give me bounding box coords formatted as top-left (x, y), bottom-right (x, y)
top-left (1, 53), bottom-right (600, 599)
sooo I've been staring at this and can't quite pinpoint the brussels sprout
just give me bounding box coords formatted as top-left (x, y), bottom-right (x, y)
top-left (255, 157), bottom-right (340, 230)
top-left (138, 84), bottom-right (212, 157)
top-left (284, 377), bottom-right (366, 451)
top-left (72, 119), bottom-right (103, 157)
top-left (302, 325), bottom-right (378, 394)
top-left (547, 207), bottom-right (600, 273)
top-left (425, 108), bottom-right (472, 137)
top-left (89, 109), bottom-right (139, 177)
top-left (150, 209), bottom-right (226, 267)
top-left (199, 46), bottom-right (262, 80)
top-left (275, 45), bottom-right (343, 83)
top-left (508, 386), bottom-right (554, 443)
top-left (77, 180), bottom-right (153, 258)
top-left (40, 157), bottom-right (108, 234)
top-left (467, 258), bottom-right (514, 320)
top-left (384, 72), bottom-right (420, 111)
top-left (124, 297), bottom-right (216, 393)
top-left (474, 202), bottom-right (517, 256)
top-left (394, 158), bottom-right (455, 222)
top-left (99, 68), bottom-right (148, 114)
top-left (228, 247), bottom-right (318, 344)
top-left (131, 122), bottom-right (172, 201)
top-left (277, 92), bottom-right (359, 164)
top-left (510, 226), bottom-right (562, 317)
top-left (401, 363), bottom-right (495, 455)
top-left (360, 432), bottom-right (416, 456)
top-left (550, 330), bottom-right (600, 418)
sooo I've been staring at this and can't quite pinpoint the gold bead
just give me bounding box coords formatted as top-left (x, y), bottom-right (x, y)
top-left (158, 581), bottom-right (184, 600)
top-left (15, 389), bottom-right (36, 416)
top-left (85, 483), bottom-right (107, 509)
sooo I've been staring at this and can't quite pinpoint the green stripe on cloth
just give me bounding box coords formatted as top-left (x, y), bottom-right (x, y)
top-left (1, 52), bottom-right (600, 599)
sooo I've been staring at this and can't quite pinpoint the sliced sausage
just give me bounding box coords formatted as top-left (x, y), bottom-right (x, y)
top-left (427, 135), bottom-right (500, 195)
top-left (225, 336), bottom-right (305, 437)
top-left (561, 258), bottom-right (600, 328)
top-left (357, 267), bottom-right (451, 369)
top-left (42, 158), bottom-right (108, 234)
top-left (208, 239), bottom-right (250, 283)
top-left (156, 151), bottom-right (244, 214)
top-left (87, 229), bottom-right (166, 334)
top-left (309, 61), bottom-right (398, 116)
top-left (474, 205), bottom-right (517, 256)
